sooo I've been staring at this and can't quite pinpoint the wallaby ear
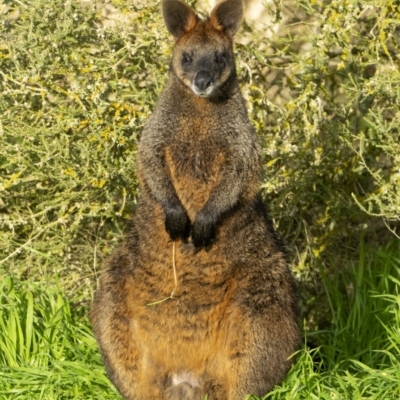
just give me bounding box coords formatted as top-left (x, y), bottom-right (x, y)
top-left (162, 0), bottom-right (199, 38)
top-left (210, 0), bottom-right (243, 37)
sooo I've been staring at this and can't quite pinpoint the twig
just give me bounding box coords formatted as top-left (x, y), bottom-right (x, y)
top-left (0, 226), bottom-right (50, 265)
top-left (170, 240), bottom-right (178, 297)
top-left (147, 241), bottom-right (178, 306)
top-left (383, 219), bottom-right (400, 240)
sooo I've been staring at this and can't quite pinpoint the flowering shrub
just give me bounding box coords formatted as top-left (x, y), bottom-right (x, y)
top-left (237, 0), bottom-right (400, 265)
top-left (0, 0), bottom-right (399, 290)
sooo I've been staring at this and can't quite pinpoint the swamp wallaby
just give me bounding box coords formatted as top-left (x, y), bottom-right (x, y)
top-left (91, 0), bottom-right (300, 398)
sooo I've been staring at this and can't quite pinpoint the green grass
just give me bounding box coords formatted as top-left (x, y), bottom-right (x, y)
top-left (261, 240), bottom-right (400, 400)
top-left (1, 241), bottom-right (399, 399)
top-left (0, 277), bottom-right (121, 399)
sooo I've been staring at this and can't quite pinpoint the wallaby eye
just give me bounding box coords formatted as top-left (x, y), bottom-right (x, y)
top-left (216, 54), bottom-right (226, 66)
top-left (182, 53), bottom-right (192, 66)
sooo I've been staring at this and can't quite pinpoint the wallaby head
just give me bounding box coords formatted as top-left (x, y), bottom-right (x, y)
top-left (162, 0), bottom-right (243, 98)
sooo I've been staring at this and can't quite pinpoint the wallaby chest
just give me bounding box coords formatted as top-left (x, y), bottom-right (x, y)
top-left (166, 133), bottom-right (226, 179)
top-left (164, 108), bottom-right (231, 218)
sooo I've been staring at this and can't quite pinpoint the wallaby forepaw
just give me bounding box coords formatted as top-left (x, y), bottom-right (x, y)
top-left (191, 212), bottom-right (217, 250)
top-left (165, 205), bottom-right (191, 241)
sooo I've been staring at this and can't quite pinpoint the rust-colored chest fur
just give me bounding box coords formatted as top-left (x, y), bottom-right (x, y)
top-left (165, 115), bottom-right (227, 220)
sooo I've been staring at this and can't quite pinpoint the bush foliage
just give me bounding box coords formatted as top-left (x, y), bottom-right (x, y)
top-left (0, 0), bottom-right (167, 289)
top-left (1, 0), bottom-right (399, 286)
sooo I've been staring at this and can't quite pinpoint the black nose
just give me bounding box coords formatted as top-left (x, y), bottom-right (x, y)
top-left (194, 71), bottom-right (213, 92)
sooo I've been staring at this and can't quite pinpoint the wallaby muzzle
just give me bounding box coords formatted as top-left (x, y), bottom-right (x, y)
top-left (194, 70), bottom-right (214, 93)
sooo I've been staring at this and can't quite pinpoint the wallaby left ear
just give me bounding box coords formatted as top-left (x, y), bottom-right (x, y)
top-left (210, 0), bottom-right (243, 37)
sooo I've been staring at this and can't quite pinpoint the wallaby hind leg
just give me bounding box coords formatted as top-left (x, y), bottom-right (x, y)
top-left (91, 247), bottom-right (162, 399)
top-left (92, 251), bottom-right (181, 399)
top-left (224, 308), bottom-right (299, 399)
top-left (91, 276), bottom-right (139, 398)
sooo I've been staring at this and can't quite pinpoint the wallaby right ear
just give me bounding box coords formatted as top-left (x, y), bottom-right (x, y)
top-left (162, 0), bottom-right (199, 39)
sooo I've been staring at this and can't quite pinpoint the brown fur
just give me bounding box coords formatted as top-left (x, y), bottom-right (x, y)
top-left (91, 0), bottom-right (300, 399)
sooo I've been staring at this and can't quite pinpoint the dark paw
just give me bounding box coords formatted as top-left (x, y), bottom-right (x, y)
top-left (164, 205), bottom-right (190, 241)
top-left (191, 211), bottom-right (217, 250)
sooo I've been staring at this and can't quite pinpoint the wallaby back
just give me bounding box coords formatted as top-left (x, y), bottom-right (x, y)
top-left (91, 0), bottom-right (300, 399)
